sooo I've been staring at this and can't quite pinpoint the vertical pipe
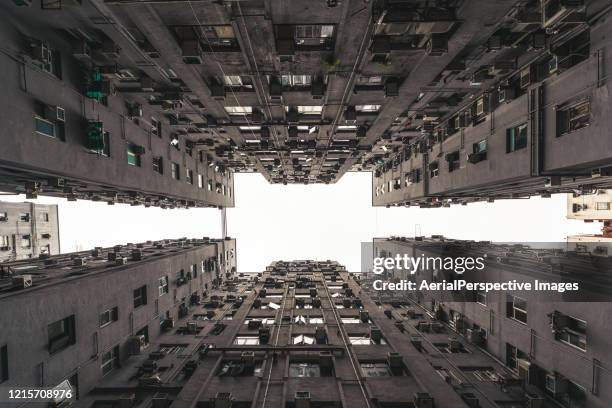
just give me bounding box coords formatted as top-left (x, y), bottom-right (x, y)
top-left (221, 207), bottom-right (227, 238)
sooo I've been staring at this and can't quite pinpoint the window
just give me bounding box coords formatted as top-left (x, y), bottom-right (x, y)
top-left (21, 235), bottom-right (31, 248)
top-left (292, 334), bottom-right (316, 345)
top-left (35, 117), bottom-right (56, 138)
top-left (474, 140), bottom-right (487, 154)
top-left (505, 343), bottom-right (528, 371)
top-left (207, 180), bottom-right (213, 191)
top-left (289, 363), bottom-right (321, 377)
top-left (48, 315), bottom-right (76, 354)
top-left (288, 105), bottom-right (323, 115)
top-left (551, 311), bottom-right (587, 351)
top-left (356, 75), bottom-right (383, 86)
top-left (293, 316), bottom-right (323, 324)
top-left (429, 162), bottom-right (439, 178)
top-left (506, 123), bottom-right (528, 152)
top-left (596, 202), bottom-right (610, 211)
top-left (506, 294), bottom-right (527, 324)
top-left (101, 346), bottom-right (119, 376)
top-left (225, 106), bottom-right (252, 115)
top-left (201, 25), bottom-right (237, 47)
top-left (151, 117), bottom-right (162, 138)
top-left (476, 290), bottom-right (487, 306)
top-left (349, 336), bottom-right (373, 345)
top-left (42, 212), bottom-right (49, 222)
top-left (281, 75), bottom-right (312, 87)
top-left (244, 318), bottom-right (276, 325)
top-left (468, 140), bottom-right (488, 163)
top-left (186, 169), bottom-right (193, 184)
top-left (171, 162), bottom-right (180, 180)
top-left (198, 174), bottom-right (203, 188)
top-left (234, 336), bottom-right (260, 345)
top-left (0, 212), bottom-right (7, 222)
top-left (126, 144), bottom-right (143, 167)
top-left (133, 285), bottom-right (147, 308)
top-left (135, 326), bottom-right (149, 347)
top-left (446, 151), bottom-right (460, 172)
top-left (223, 75), bottom-right (253, 88)
top-left (0, 345), bottom-right (7, 383)
top-left (153, 156), bottom-right (163, 174)
top-left (158, 276), bottom-right (169, 296)
top-left (0, 236), bottom-right (9, 249)
top-left (557, 99), bottom-right (590, 137)
top-left (337, 125), bottom-right (357, 131)
top-left (361, 363), bottom-right (390, 377)
top-left (99, 307), bottom-right (118, 328)
top-left (19, 213), bottom-right (30, 222)
top-left (217, 360), bottom-right (263, 377)
top-left (341, 318), bottom-right (362, 324)
top-left (356, 105), bottom-right (381, 113)
top-left (294, 25), bottom-right (334, 46)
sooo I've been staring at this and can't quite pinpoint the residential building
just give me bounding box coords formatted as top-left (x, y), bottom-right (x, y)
top-left (0, 237), bottom-right (236, 397)
top-left (0, 201), bottom-right (60, 262)
top-left (370, 236), bottom-right (612, 408)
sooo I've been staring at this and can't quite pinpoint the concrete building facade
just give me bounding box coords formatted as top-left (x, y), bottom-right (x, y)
top-left (371, 236), bottom-right (612, 408)
top-left (0, 3), bottom-right (234, 208)
top-left (1, 257), bottom-right (580, 408)
top-left (373, 1), bottom-right (612, 208)
top-left (0, 237), bottom-right (236, 399)
top-left (0, 201), bottom-right (60, 262)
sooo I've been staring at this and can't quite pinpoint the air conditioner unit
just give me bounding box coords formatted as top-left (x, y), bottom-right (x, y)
top-left (475, 96), bottom-right (489, 116)
top-left (151, 393), bottom-right (170, 408)
top-left (525, 393), bottom-right (544, 408)
top-left (414, 392), bottom-right (434, 408)
top-left (384, 79), bottom-right (399, 97)
top-left (127, 335), bottom-right (146, 355)
top-left (241, 351), bottom-right (255, 367)
top-left (118, 393), bottom-right (136, 408)
top-left (344, 106), bottom-right (356, 122)
top-left (498, 86), bottom-right (516, 103)
top-left (211, 80), bottom-right (225, 98)
top-left (286, 109), bottom-right (299, 123)
top-left (387, 352), bottom-right (402, 368)
top-left (542, 0), bottom-right (585, 29)
top-left (466, 328), bottom-right (483, 345)
top-left (181, 40), bottom-right (203, 64)
top-left (550, 311), bottom-right (570, 331)
top-left (545, 176), bottom-right (561, 187)
top-left (141, 77), bottom-right (155, 92)
top-left (72, 41), bottom-right (92, 62)
top-left (311, 78), bottom-right (325, 99)
top-left (12, 275), bottom-right (32, 289)
top-left (295, 391), bottom-right (311, 408)
top-left (370, 327), bottom-right (382, 342)
top-left (426, 34), bottom-right (448, 56)
top-left (461, 393), bottom-right (480, 408)
top-left (213, 392), bottom-right (233, 408)
top-left (468, 151), bottom-right (487, 164)
top-left (545, 373), bottom-right (568, 396)
top-left (520, 66), bottom-right (535, 89)
top-left (115, 257), bottom-right (128, 265)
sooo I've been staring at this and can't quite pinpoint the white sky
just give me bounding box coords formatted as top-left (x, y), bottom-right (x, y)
top-left (1, 172), bottom-right (600, 272)
top-left (227, 172), bottom-right (600, 272)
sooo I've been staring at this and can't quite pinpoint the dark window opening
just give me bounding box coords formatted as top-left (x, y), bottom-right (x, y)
top-left (506, 123), bottom-right (528, 152)
top-left (48, 315), bottom-right (76, 355)
top-left (556, 99), bottom-right (590, 137)
top-left (133, 285), bottom-right (147, 308)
